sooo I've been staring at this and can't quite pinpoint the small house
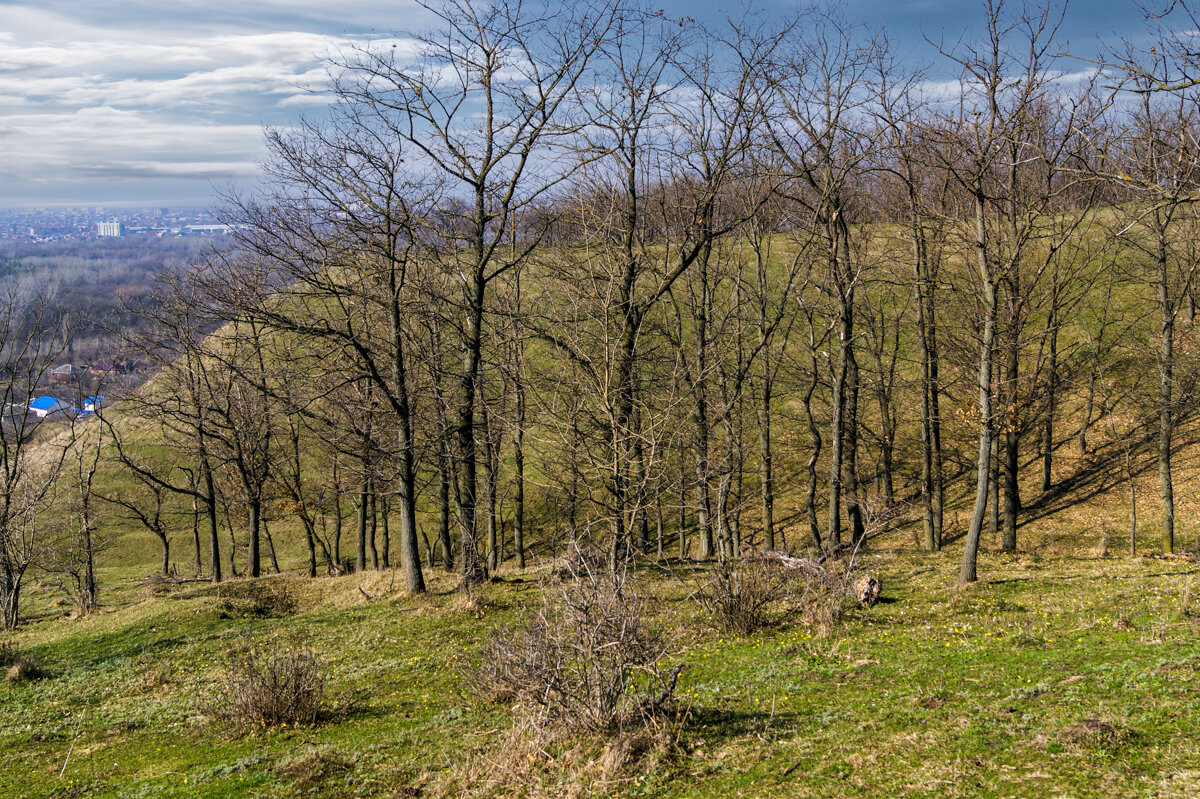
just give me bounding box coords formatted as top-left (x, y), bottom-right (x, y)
top-left (82, 396), bottom-right (105, 414)
top-left (27, 396), bottom-right (72, 419)
top-left (49, 364), bottom-right (78, 383)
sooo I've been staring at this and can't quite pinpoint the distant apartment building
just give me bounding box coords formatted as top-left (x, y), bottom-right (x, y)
top-left (96, 220), bottom-right (124, 237)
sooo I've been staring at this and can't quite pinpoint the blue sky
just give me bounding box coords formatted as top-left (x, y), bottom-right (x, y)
top-left (0, 1), bottom-right (1158, 207)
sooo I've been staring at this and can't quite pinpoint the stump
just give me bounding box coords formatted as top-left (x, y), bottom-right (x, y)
top-left (854, 574), bottom-right (882, 607)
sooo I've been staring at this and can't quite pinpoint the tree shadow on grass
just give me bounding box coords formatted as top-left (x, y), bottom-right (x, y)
top-left (682, 704), bottom-right (806, 746)
top-left (1021, 415), bottom-right (1200, 529)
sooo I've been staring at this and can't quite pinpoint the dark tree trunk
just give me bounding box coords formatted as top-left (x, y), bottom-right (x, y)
top-left (204, 459), bottom-right (221, 584)
top-left (514, 378), bottom-right (526, 569)
top-left (846, 352), bottom-right (865, 544)
top-left (368, 488), bottom-right (379, 570)
top-left (438, 439), bottom-right (454, 571)
top-left (263, 516), bottom-right (280, 574)
top-left (1041, 290), bottom-right (1059, 491)
top-left (803, 355), bottom-right (823, 551)
top-left (1158, 235), bottom-right (1176, 554)
top-left (357, 480), bottom-right (369, 573)
top-left (248, 498), bottom-right (262, 578)
top-left (960, 190), bottom-right (997, 587)
top-left (757, 367), bottom-right (775, 550)
top-left (1001, 310), bottom-right (1020, 552)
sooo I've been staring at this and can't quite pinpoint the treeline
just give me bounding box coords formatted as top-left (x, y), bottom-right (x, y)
top-left (5, 0), bottom-right (1200, 626)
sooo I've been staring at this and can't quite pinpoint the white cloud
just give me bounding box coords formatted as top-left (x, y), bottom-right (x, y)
top-left (0, 3), bottom-right (421, 204)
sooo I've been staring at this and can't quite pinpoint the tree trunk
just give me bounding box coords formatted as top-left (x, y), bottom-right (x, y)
top-left (303, 517), bottom-right (317, 578)
top-left (1158, 242), bottom-right (1176, 554)
top-left (803, 355), bottom-right (823, 551)
top-left (913, 217), bottom-right (939, 551)
top-left (514, 378), bottom-right (526, 569)
top-left (158, 531), bottom-right (171, 577)
top-left (454, 254), bottom-right (487, 585)
top-left (357, 480), bottom-right (369, 573)
top-left (438, 440), bottom-right (454, 571)
top-left (846, 352), bottom-right (865, 543)
top-left (263, 517), bottom-right (280, 574)
top-left (678, 458), bottom-right (689, 559)
top-left (248, 497), bottom-right (262, 578)
top-left (827, 327), bottom-right (848, 549)
top-left (757, 368), bottom-right (775, 551)
top-left (483, 408), bottom-right (499, 573)
top-left (204, 459), bottom-right (221, 584)
top-left (388, 254), bottom-right (425, 591)
top-left (960, 190), bottom-right (997, 587)
top-left (989, 426), bottom-right (1000, 540)
top-left (1042, 289), bottom-right (1059, 491)
top-left (380, 499), bottom-right (390, 569)
top-left (368, 488), bottom-right (379, 570)
top-left (1002, 310), bottom-right (1020, 552)
top-left (191, 493), bottom-right (202, 575)
top-left (694, 399), bottom-right (714, 558)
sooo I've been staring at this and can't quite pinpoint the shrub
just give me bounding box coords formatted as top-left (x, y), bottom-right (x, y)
top-left (215, 582), bottom-right (296, 619)
top-left (0, 642), bottom-right (42, 682)
top-left (214, 640), bottom-right (339, 732)
top-left (474, 550), bottom-right (678, 734)
top-left (693, 557), bottom-right (797, 634)
top-left (692, 548), bottom-right (871, 636)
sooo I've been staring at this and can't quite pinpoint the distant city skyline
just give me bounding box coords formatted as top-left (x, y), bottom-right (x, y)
top-left (0, 1), bottom-right (1155, 207)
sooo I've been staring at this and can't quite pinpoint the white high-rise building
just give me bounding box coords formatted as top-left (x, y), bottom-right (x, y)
top-left (96, 221), bottom-right (124, 237)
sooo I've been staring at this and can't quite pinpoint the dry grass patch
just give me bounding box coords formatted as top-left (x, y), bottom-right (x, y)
top-left (0, 641), bottom-right (43, 681)
top-left (1059, 718), bottom-right (1138, 756)
top-left (439, 717), bottom-right (677, 799)
top-left (275, 746), bottom-right (352, 794)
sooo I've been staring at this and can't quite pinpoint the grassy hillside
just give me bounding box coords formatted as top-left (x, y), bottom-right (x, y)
top-left (3, 210), bottom-right (1199, 797)
top-left (3, 459), bottom-right (1200, 798)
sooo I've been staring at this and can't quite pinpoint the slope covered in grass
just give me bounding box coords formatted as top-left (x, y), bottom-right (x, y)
top-left (3, 520), bottom-right (1200, 798)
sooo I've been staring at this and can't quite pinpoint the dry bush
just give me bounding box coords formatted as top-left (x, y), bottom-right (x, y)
top-left (692, 548), bottom-right (871, 636)
top-left (213, 640), bottom-right (346, 733)
top-left (473, 549), bottom-right (678, 734)
top-left (0, 641), bottom-right (42, 682)
top-left (692, 557), bottom-right (797, 634)
top-left (215, 582), bottom-right (297, 619)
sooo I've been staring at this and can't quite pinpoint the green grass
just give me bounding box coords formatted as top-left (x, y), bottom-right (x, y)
top-left (3, 533), bottom-right (1200, 798)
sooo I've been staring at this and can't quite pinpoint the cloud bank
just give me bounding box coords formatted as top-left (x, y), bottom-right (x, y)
top-left (0, 1), bottom-right (423, 205)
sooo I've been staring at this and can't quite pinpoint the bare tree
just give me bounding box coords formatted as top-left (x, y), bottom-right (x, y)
top-left (764, 8), bottom-right (885, 550)
top-left (0, 285), bottom-right (73, 626)
top-left (108, 265), bottom-right (226, 584)
top-left (935, 0), bottom-right (1089, 584)
top-left (325, 0), bottom-right (622, 585)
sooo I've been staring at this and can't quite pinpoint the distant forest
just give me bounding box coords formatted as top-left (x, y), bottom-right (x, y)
top-left (0, 238), bottom-right (216, 362)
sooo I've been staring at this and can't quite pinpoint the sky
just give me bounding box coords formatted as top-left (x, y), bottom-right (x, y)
top-left (0, 0), bottom-right (1156, 208)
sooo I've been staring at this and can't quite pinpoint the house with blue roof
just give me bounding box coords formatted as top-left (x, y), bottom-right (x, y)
top-left (27, 396), bottom-right (72, 419)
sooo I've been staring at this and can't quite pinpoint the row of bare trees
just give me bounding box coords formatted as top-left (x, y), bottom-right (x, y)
top-left (8, 0), bottom-right (1200, 624)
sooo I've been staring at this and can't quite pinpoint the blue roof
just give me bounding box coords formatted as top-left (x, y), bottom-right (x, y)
top-left (28, 396), bottom-right (63, 411)
top-left (84, 396), bottom-right (104, 404)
